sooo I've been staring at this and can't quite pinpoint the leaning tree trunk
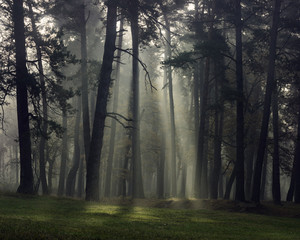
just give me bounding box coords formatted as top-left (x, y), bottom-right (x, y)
top-left (28, 2), bottom-right (49, 195)
top-left (235, 0), bottom-right (245, 202)
top-left (104, 15), bottom-right (124, 198)
top-left (272, 83), bottom-right (281, 204)
top-left (57, 110), bottom-right (68, 196)
top-left (252, 0), bottom-right (281, 203)
top-left (13, 0), bottom-right (34, 194)
top-left (85, 0), bottom-right (117, 201)
top-left (130, 0), bottom-right (145, 199)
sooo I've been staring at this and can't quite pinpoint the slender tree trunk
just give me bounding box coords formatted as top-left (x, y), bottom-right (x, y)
top-left (210, 59), bottom-right (224, 199)
top-left (163, 12), bottom-right (177, 197)
top-left (57, 110), bottom-right (68, 196)
top-left (130, 0), bottom-right (144, 199)
top-left (80, 1), bottom-right (91, 168)
top-left (28, 2), bottom-right (49, 195)
top-left (13, 0), bottom-right (34, 194)
top-left (104, 15), bottom-right (123, 198)
top-left (85, 0), bottom-right (117, 201)
top-left (66, 96), bottom-right (81, 197)
top-left (194, 1), bottom-right (214, 198)
top-left (272, 84), bottom-right (281, 204)
top-left (252, 0), bottom-right (281, 203)
top-left (286, 161), bottom-right (295, 201)
top-left (235, 0), bottom-right (245, 202)
top-left (157, 133), bottom-right (165, 198)
top-left (260, 153), bottom-right (268, 201)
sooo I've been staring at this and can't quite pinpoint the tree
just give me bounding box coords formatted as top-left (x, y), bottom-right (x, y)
top-left (252, 0), bottom-right (281, 203)
top-left (85, 0), bottom-right (117, 201)
top-left (104, 14), bottom-right (124, 198)
top-left (13, 0), bottom-right (34, 194)
top-left (27, 0), bottom-right (49, 195)
top-left (234, 0), bottom-right (245, 202)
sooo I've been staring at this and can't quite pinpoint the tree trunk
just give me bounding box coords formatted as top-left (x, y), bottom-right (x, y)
top-left (272, 84), bottom-right (281, 204)
top-left (194, 1), bottom-right (214, 198)
top-left (224, 166), bottom-right (235, 200)
top-left (28, 2), bottom-right (49, 195)
top-left (13, 0), bottom-right (34, 195)
top-left (104, 15), bottom-right (123, 198)
top-left (66, 96), bottom-right (81, 197)
top-left (85, 0), bottom-right (117, 201)
top-left (252, 0), bottom-right (281, 203)
top-left (80, 1), bottom-right (91, 168)
top-left (235, 0), bottom-right (245, 202)
top-left (57, 110), bottom-right (68, 196)
top-left (163, 11), bottom-right (177, 198)
top-left (130, 0), bottom-right (144, 199)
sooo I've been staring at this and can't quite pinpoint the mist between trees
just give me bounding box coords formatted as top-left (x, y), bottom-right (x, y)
top-left (0, 0), bottom-right (300, 204)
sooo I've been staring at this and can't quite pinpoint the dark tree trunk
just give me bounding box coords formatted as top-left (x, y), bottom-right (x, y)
top-left (130, 0), bottom-right (144, 199)
top-left (194, 1), bottom-right (214, 198)
top-left (104, 15), bottom-right (123, 198)
top-left (272, 84), bottom-right (281, 204)
top-left (13, 0), bottom-right (34, 195)
top-left (85, 0), bottom-right (117, 201)
top-left (57, 110), bottom-right (68, 196)
top-left (235, 0), bottom-right (245, 202)
top-left (28, 2), bottom-right (49, 195)
top-left (260, 153), bottom-right (268, 201)
top-left (66, 96), bottom-right (81, 197)
top-left (252, 0), bottom-right (281, 203)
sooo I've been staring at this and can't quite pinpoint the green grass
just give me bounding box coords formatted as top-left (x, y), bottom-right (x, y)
top-left (0, 194), bottom-right (299, 239)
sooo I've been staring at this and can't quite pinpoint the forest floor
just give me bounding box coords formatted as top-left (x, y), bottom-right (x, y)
top-left (100, 197), bottom-right (300, 218)
top-left (0, 192), bottom-right (299, 239)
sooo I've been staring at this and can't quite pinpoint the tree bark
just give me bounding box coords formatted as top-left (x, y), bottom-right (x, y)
top-left (13, 0), bottom-right (34, 194)
top-left (85, 0), bottom-right (117, 201)
top-left (252, 0), bottom-right (281, 203)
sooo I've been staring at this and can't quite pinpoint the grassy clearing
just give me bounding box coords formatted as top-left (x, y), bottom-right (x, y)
top-left (0, 194), bottom-right (299, 240)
